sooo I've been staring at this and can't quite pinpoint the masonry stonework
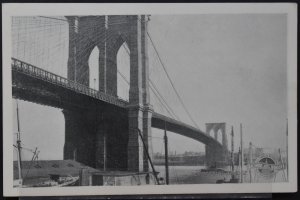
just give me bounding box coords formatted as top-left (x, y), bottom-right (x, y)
top-left (64, 15), bottom-right (152, 172)
top-left (205, 123), bottom-right (230, 167)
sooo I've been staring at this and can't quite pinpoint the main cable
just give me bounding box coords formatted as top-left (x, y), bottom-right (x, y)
top-left (147, 31), bottom-right (199, 129)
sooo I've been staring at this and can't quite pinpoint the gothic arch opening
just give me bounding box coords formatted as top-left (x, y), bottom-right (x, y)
top-left (116, 42), bottom-right (130, 101)
top-left (209, 129), bottom-right (215, 138)
top-left (217, 129), bottom-right (223, 145)
top-left (88, 46), bottom-right (100, 91)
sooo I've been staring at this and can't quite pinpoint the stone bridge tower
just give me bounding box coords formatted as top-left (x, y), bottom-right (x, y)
top-left (63, 15), bottom-right (153, 173)
top-left (205, 123), bottom-right (229, 167)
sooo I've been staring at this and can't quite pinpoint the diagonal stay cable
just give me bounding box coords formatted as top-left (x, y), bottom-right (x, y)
top-left (119, 42), bottom-right (179, 119)
top-left (37, 16), bottom-right (68, 22)
top-left (117, 65), bottom-right (176, 119)
top-left (149, 79), bottom-right (180, 120)
top-left (147, 31), bottom-right (199, 129)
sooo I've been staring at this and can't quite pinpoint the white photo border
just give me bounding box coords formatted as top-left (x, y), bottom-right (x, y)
top-left (2, 3), bottom-right (297, 196)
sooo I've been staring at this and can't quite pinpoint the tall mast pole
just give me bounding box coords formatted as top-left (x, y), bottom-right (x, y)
top-left (135, 128), bottom-right (160, 185)
top-left (286, 118), bottom-right (288, 181)
top-left (164, 121), bottom-right (169, 185)
top-left (231, 126), bottom-right (234, 172)
top-left (278, 148), bottom-right (287, 181)
top-left (16, 100), bottom-right (23, 185)
top-left (249, 142), bottom-right (253, 183)
top-left (240, 123), bottom-right (243, 183)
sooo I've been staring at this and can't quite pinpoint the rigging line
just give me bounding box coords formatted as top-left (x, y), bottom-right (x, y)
top-left (24, 148), bottom-right (39, 180)
top-left (147, 31), bottom-right (199, 129)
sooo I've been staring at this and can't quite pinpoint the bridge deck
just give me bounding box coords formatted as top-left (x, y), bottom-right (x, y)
top-left (11, 58), bottom-right (222, 148)
top-left (11, 58), bottom-right (127, 108)
top-left (152, 112), bottom-right (222, 147)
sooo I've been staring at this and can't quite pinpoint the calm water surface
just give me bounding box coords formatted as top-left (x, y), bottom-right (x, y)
top-left (154, 165), bottom-right (288, 184)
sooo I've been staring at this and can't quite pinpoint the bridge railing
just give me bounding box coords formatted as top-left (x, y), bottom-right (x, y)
top-left (11, 57), bottom-right (128, 108)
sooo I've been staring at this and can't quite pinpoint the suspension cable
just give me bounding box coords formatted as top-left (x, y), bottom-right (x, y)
top-left (119, 43), bottom-right (179, 119)
top-left (37, 16), bottom-right (68, 22)
top-left (147, 31), bottom-right (199, 128)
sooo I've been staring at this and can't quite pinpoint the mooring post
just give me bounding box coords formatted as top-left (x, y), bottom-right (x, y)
top-left (164, 121), bottom-right (169, 185)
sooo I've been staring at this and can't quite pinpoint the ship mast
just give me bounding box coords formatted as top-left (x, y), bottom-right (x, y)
top-left (230, 126), bottom-right (234, 172)
top-left (16, 100), bottom-right (23, 186)
top-left (164, 121), bottom-right (169, 185)
top-left (286, 118), bottom-right (288, 181)
top-left (240, 123), bottom-right (244, 183)
top-left (249, 142), bottom-right (253, 183)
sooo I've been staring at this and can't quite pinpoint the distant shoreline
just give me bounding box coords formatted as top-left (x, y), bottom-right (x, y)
top-left (153, 163), bottom-right (205, 166)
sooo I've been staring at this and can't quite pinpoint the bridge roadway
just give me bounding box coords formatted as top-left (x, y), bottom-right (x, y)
top-left (11, 58), bottom-right (222, 148)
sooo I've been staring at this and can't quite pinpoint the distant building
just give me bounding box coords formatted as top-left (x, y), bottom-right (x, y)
top-left (153, 151), bottom-right (206, 165)
top-left (254, 147), bottom-right (264, 158)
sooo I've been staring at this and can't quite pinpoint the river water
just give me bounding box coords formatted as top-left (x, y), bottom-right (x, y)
top-left (154, 165), bottom-right (288, 184)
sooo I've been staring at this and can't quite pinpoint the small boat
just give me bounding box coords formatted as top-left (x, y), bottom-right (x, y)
top-left (182, 166), bottom-right (233, 184)
top-left (13, 101), bottom-right (80, 188)
top-left (200, 167), bottom-right (228, 173)
top-left (28, 174), bottom-right (79, 187)
top-left (216, 173), bottom-right (239, 183)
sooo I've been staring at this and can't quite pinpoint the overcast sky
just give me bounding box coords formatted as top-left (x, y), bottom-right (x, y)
top-left (12, 14), bottom-right (287, 161)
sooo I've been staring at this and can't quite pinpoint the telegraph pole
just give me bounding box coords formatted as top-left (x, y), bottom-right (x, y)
top-left (164, 122), bottom-right (169, 185)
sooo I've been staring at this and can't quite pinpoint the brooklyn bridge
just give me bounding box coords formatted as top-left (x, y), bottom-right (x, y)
top-left (11, 15), bottom-right (230, 176)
